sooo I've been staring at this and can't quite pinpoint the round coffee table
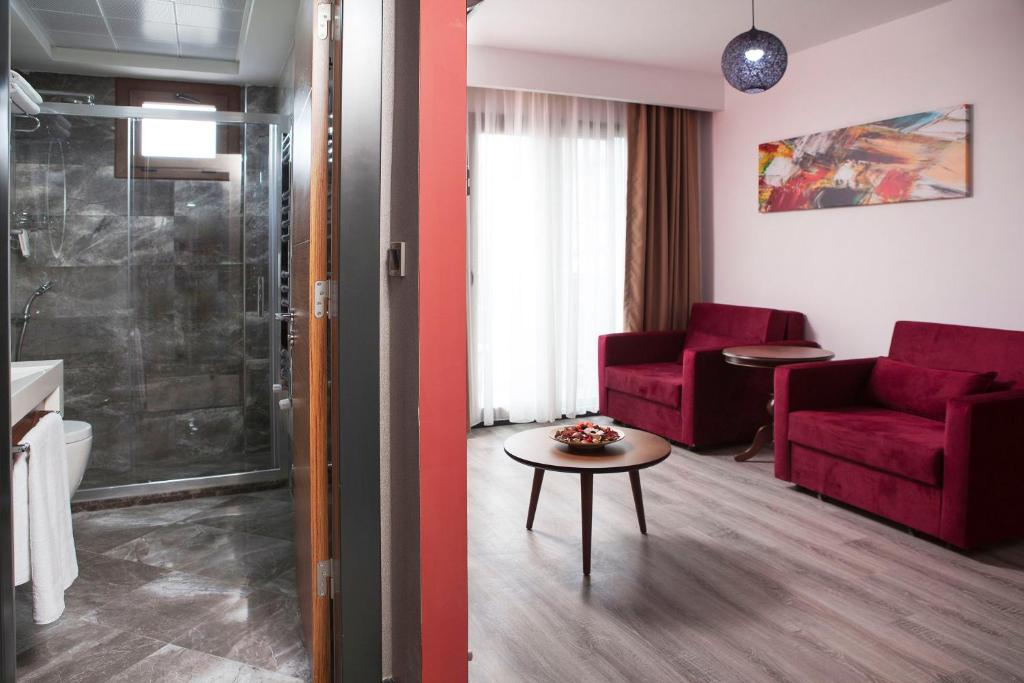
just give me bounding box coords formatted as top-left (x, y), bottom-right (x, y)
top-left (723, 344), bottom-right (835, 462)
top-left (503, 426), bottom-right (671, 575)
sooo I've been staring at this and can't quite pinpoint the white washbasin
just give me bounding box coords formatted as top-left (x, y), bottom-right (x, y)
top-left (11, 360), bottom-right (64, 426)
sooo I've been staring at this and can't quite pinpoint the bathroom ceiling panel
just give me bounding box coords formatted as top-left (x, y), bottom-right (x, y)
top-left (13, 0), bottom-right (299, 84)
top-left (21, 0), bottom-right (252, 62)
top-left (27, 0), bottom-right (102, 15)
top-left (174, 0), bottom-right (247, 10)
top-left (48, 30), bottom-right (117, 51)
top-left (174, 4), bottom-right (244, 30)
top-left (99, 0), bottom-right (176, 24)
top-left (107, 17), bottom-right (179, 42)
top-left (115, 37), bottom-right (179, 56)
top-left (176, 25), bottom-right (239, 49)
top-left (32, 10), bottom-right (109, 35)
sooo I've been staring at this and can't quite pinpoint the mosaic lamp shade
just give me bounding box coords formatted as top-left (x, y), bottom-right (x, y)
top-left (721, 1), bottom-right (788, 95)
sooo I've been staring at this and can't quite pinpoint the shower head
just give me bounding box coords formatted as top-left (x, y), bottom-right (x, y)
top-left (35, 280), bottom-right (54, 295)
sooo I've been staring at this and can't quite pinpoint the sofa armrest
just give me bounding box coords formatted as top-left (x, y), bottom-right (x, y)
top-left (679, 347), bottom-right (771, 447)
top-left (598, 331), bottom-right (687, 367)
top-left (941, 389), bottom-right (1024, 548)
top-left (773, 358), bottom-right (877, 481)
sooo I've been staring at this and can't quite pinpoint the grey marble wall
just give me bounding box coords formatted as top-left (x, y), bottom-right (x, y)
top-left (12, 73), bottom-right (277, 488)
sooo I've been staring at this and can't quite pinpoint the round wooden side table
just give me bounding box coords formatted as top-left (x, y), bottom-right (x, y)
top-left (503, 427), bottom-right (671, 575)
top-left (722, 345), bottom-right (835, 462)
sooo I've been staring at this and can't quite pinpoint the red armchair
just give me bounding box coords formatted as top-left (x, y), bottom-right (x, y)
top-left (775, 321), bottom-right (1024, 549)
top-left (598, 303), bottom-right (807, 448)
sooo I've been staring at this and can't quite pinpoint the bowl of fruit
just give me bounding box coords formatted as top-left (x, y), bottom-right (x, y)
top-left (551, 421), bottom-right (624, 453)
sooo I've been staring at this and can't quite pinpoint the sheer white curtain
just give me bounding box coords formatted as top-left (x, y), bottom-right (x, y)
top-left (468, 88), bottom-right (627, 426)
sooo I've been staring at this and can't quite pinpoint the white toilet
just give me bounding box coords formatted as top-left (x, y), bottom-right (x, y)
top-left (63, 420), bottom-right (93, 496)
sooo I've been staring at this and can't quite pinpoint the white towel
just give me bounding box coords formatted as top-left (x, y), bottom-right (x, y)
top-left (10, 71), bottom-right (42, 104)
top-left (12, 447), bottom-right (29, 586)
top-left (10, 83), bottom-right (40, 116)
top-left (19, 414), bottom-right (79, 624)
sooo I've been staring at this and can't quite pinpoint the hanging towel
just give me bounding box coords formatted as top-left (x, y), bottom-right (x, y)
top-left (12, 447), bottom-right (30, 586)
top-left (10, 82), bottom-right (40, 116)
top-left (10, 71), bottom-right (42, 104)
top-left (19, 413), bottom-right (79, 624)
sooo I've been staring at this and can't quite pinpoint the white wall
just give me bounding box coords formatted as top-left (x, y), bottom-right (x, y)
top-left (709, 0), bottom-right (1024, 359)
top-left (468, 45), bottom-right (724, 111)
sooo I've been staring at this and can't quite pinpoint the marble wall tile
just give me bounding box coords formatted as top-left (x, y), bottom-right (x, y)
top-left (16, 315), bottom-right (132, 359)
top-left (66, 165), bottom-right (128, 216)
top-left (134, 406), bottom-right (245, 463)
top-left (244, 310), bottom-right (271, 359)
top-left (11, 72), bottom-right (278, 491)
top-left (24, 72), bottom-right (116, 105)
top-left (61, 353), bottom-right (134, 406)
top-left (129, 215), bottom-right (176, 264)
top-left (20, 215), bottom-right (130, 268)
top-left (144, 374), bottom-right (242, 413)
top-left (244, 86), bottom-right (279, 114)
top-left (244, 213), bottom-right (270, 266)
top-left (13, 265), bottom-right (131, 319)
top-left (130, 178), bottom-right (175, 217)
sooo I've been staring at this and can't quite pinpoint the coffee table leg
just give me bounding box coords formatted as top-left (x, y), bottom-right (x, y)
top-left (735, 392), bottom-right (775, 462)
top-left (629, 470), bottom-right (647, 534)
top-left (526, 468), bottom-right (544, 530)
top-left (581, 473), bottom-right (593, 576)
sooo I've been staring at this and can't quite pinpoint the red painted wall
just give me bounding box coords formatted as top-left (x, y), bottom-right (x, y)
top-left (418, 1), bottom-right (468, 681)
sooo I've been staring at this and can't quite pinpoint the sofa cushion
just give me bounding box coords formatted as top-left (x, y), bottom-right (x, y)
top-left (789, 406), bottom-right (945, 486)
top-left (865, 357), bottom-right (996, 421)
top-left (605, 363), bottom-right (684, 408)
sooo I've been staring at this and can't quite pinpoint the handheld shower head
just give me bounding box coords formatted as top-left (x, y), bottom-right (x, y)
top-left (35, 280), bottom-right (54, 295)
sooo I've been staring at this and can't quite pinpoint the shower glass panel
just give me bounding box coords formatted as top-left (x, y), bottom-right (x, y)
top-left (12, 108), bottom-right (280, 493)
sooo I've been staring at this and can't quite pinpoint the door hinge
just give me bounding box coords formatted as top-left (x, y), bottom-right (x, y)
top-left (316, 558), bottom-right (333, 598)
top-left (316, 3), bottom-right (331, 40)
top-left (314, 280), bottom-right (329, 319)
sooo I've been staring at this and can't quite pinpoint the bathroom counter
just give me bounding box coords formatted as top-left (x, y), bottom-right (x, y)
top-left (11, 360), bottom-right (64, 425)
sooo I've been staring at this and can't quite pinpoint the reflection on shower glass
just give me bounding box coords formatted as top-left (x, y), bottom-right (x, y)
top-left (140, 102), bottom-right (217, 158)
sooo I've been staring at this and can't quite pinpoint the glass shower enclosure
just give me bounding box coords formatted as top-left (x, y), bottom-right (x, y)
top-left (11, 101), bottom-right (288, 499)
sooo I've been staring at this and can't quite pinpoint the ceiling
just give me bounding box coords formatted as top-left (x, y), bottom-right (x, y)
top-left (468, 0), bottom-right (951, 75)
top-left (12, 0), bottom-right (299, 84)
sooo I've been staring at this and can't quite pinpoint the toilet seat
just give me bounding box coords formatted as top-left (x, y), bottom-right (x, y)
top-left (63, 420), bottom-right (92, 444)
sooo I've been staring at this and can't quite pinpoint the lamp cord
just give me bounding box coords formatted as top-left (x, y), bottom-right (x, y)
top-left (751, 0), bottom-right (756, 28)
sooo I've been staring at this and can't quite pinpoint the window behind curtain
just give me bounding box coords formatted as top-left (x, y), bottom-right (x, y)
top-left (468, 88), bottom-right (627, 426)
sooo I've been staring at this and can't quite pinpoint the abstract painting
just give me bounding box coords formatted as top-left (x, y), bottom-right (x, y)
top-left (758, 105), bottom-right (971, 212)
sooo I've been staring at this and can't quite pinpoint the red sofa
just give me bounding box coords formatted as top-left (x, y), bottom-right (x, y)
top-left (598, 303), bottom-right (807, 448)
top-left (775, 321), bottom-right (1024, 549)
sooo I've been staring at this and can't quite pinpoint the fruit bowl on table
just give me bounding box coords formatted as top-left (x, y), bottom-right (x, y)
top-left (551, 421), bottom-right (624, 453)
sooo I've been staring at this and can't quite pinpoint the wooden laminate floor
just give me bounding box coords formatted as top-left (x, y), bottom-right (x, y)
top-left (468, 419), bottom-right (1024, 683)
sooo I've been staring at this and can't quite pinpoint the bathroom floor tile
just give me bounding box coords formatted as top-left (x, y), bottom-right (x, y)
top-left (18, 492), bottom-right (309, 681)
top-left (88, 570), bottom-right (251, 643)
top-left (247, 485), bottom-right (293, 503)
top-left (103, 521), bottom-right (294, 587)
top-left (17, 618), bottom-right (165, 682)
top-left (108, 643), bottom-right (305, 682)
top-left (64, 549), bottom-right (170, 614)
top-left (186, 493), bottom-right (296, 540)
top-left (258, 564), bottom-right (299, 598)
top-left (71, 497), bottom-right (226, 553)
top-left (172, 587), bottom-right (308, 676)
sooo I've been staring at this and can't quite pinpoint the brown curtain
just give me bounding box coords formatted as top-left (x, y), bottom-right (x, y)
top-left (623, 104), bottom-right (702, 332)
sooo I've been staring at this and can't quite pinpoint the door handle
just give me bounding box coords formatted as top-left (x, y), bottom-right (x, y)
top-left (256, 276), bottom-right (265, 317)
